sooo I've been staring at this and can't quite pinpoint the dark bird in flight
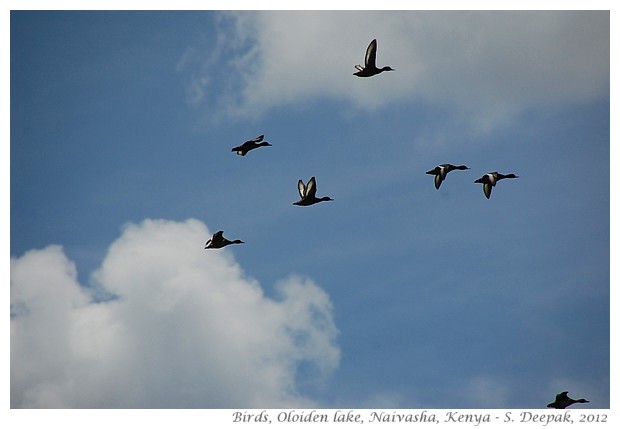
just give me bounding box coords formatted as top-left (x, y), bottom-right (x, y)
top-left (232, 135), bottom-right (272, 156)
top-left (547, 391), bottom-right (589, 409)
top-left (204, 230), bottom-right (244, 249)
top-left (474, 171), bottom-right (518, 199)
top-left (426, 164), bottom-right (470, 189)
top-left (354, 39), bottom-right (394, 77)
top-left (293, 176), bottom-right (333, 206)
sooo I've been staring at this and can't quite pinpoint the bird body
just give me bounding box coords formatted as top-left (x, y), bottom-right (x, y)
top-left (474, 171), bottom-right (518, 199)
top-left (232, 135), bottom-right (271, 156)
top-left (354, 39), bottom-right (394, 77)
top-left (547, 391), bottom-right (589, 409)
top-left (426, 164), bottom-right (469, 189)
top-left (293, 177), bottom-right (333, 206)
top-left (204, 230), bottom-right (244, 249)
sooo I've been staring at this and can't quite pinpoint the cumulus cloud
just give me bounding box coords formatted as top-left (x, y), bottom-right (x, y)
top-left (10, 218), bottom-right (340, 408)
top-left (178, 11), bottom-right (609, 130)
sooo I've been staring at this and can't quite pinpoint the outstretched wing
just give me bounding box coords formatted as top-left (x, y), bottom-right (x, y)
top-left (306, 177), bottom-right (317, 199)
top-left (365, 39), bottom-right (378, 68)
top-left (246, 135), bottom-right (264, 144)
top-left (434, 174), bottom-right (443, 190)
top-left (297, 179), bottom-right (307, 198)
top-left (483, 183), bottom-right (492, 199)
top-left (426, 166), bottom-right (440, 175)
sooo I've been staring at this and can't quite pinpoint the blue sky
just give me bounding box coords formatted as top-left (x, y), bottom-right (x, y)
top-left (9, 9), bottom-right (612, 410)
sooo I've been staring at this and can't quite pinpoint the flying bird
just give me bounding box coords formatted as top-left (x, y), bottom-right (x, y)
top-left (474, 171), bottom-right (518, 199)
top-left (293, 176), bottom-right (333, 206)
top-left (232, 135), bottom-right (272, 156)
top-left (204, 230), bottom-right (244, 249)
top-left (547, 391), bottom-right (590, 409)
top-left (426, 164), bottom-right (470, 189)
top-left (354, 39), bottom-right (394, 77)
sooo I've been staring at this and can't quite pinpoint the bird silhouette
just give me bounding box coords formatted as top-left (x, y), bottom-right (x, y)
top-left (354, 39), bottom-right (394, 77)
top-left (204, 230), bottom-right (244, 249)
top-left (474, 172), bottom-right (518, 199)
top-left (232, 135), bottom-right (272, 156)
top-left (547, 391), bottom-right (589, 409)
top-left (426, 164), bottom-right (470, 189)
top-left (293, 177), bottom-right (333, 206)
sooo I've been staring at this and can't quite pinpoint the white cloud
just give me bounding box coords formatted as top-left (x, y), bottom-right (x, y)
top-left (178, 11), bottom-right (609, 130)
top-left (10, 218), bottom-right (340, 408)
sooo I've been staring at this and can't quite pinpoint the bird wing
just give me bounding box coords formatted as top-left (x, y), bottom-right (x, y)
top-left (247, 135), bottom-right (264, 144)
top-left (306, 177), bottom-right (318, 199)
top-left (297, 179), bottom-right (307, 198)
top-left (213, 230), bottom-right (224, 241)
top-left (483, 183), bottom-right (492, 199)
top-left (365, 39), bottom-right (378, 68)
top-left (434, 174), bottom-right (443, 190)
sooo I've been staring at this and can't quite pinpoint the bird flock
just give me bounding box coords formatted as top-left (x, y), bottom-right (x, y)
top-left (203, 38), bottom-right (589, 409)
